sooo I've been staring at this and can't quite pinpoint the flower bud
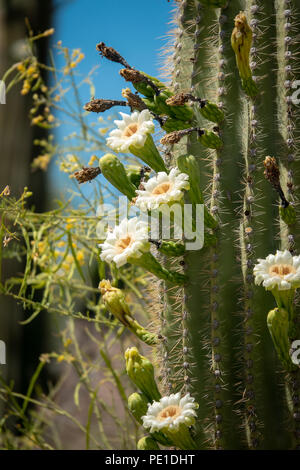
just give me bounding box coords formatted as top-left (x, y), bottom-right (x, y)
top-left (128, 392), bottom-right (148, 424)
top-left (197, 129), bottom-right (223, 149)
top-left (99, 280), bottom-right (132, 327)
top-left (100, 280), bottom-right (158, 345)
top-left (231, 12), bottom-right (258, 98)
top-left (125, 347), bottom-right (161, 402)
top-left (137, 436), bottom-right (160, 450)
top-left (99, 153), bottom-right (137, 200)
top-left (267, 308), bottom-right (297, 371)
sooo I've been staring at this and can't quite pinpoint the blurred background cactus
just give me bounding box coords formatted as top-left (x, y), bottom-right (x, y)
top-left (90, 0), bottom-right (300, 450)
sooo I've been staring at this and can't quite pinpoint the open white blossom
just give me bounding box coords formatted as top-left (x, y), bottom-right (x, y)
top-left (142, 393), bottom-right (198, 433)
top-left (253, 250), bottom-right (300, 291)
top-left (134, 167), bottom-right (189, 212)
top-left (106, 110), bottom-right (155, 153)
top-left (99, 217), bottom-right (149, 268)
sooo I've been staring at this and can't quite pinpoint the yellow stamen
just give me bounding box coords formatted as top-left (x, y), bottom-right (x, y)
top-left (152, 182), bottom-right (171, 195)
top-left (116, 235), bottom-right (133, 252)
top-left (123, 123), bottom-right (138, 138)
top-left (157, 405), bottom-right (181, 421)
top-left (269, 264), bottom-right (295, 278)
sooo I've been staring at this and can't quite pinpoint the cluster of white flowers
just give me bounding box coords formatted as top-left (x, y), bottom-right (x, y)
top-left (253, 250), bottom-right (300, 291)
top-left (142, 393), bottom-right (198, 433)
top-left (99, 110), bottom-right (191, 266)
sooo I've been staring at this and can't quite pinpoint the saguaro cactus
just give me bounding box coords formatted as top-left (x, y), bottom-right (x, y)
top-left (84, 0), bottom-right (300, 450)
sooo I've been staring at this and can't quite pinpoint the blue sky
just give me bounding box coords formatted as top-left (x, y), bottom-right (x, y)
top-left (53, 0), bottom-right (175, 98)
top-left (49, 0), bottom-right (177, 198)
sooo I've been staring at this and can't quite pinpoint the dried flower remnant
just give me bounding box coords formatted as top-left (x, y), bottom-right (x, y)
top-left (84, 98), bottom-right (127, 113)
top-left (96, 42), bottom-right (132, 69)
top-left (122, 88), bottom-right (147, 112)
top-left (73, 167), bottom-right (101, 184)
top-left (119, 68), bottom-right (160, 95)
top-left (264, 156), bottom-right (289, 208)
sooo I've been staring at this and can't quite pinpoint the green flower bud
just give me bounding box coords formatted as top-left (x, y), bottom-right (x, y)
top-left (279, 204), bottom-right (297, 226)
top-left (137, 436), bottom-right (160, 450)
top-left (125, 347), bottom-right (161, 402)
top-left (199, 100), bottom-right (224, 124)
top-left (99, 280), bottom-right (132, 327)
top-left (99, 153), bottom-right (136, 200)
top-left (197, 129), bottom-right (223, 149)
top-left (231, 12), bottom-right (259, 98)
top-left (128, 392), bottom-right (148, 424)
top-left (267, 308), bottom-right (297, 372)
top-left (142, 97), bottom-right (159, 114)
top-left (154, 92), bottom-right (194, 122)
top-left (100, 280), bottom-right (158, 345)
top-left (162, 117), bottom-right (191, 133)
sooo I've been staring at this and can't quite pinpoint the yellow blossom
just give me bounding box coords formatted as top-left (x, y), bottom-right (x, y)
top-left (27, 66), bottom-right (36, 76)
top-left (17, 63), bottom-right (26, 73)
top-left (43, 28), bottom-right (55, 37)
top-left (32, 154), bottom-right (50, 171)
top-left (76, 250), bottom-right (84, 265)
top-left (66, 218), bottom-right (76, 230)
top-left (88, 155), bottom-right (98, 166)
top-left (31, 115), bottom-right (44, 125)
top-left (99, 127), bottom-right (109, 135)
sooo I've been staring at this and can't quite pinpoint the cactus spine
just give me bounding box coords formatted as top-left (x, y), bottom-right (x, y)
top-left (87, 0), bottom-right (300, 450)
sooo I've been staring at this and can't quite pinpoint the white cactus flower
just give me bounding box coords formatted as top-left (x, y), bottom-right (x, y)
top-left (106, 109), bottom-right (155, 153)
top-left (142, 393), bottom-right (198, 433)
top-left (134, 167), bottom-right (190, 212)
top-left (253, 250), bottom-right (300, 291)
top-left (99, 217), bottom-right (149, 268)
